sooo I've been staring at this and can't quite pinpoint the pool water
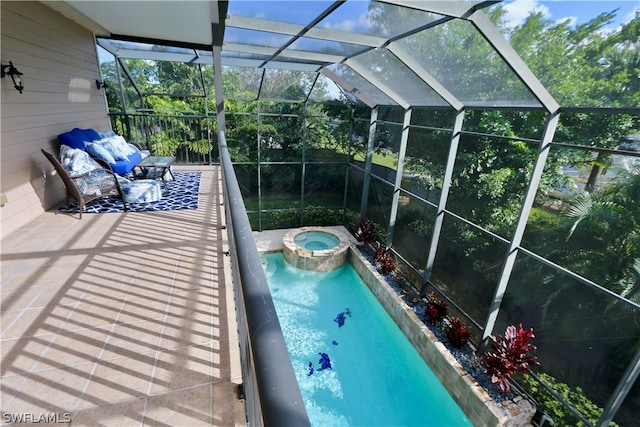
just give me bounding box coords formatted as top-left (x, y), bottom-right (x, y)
top-left (262, 253), bottom-right (473, 427)
top-left (294, 230), bottom-right (340, 251)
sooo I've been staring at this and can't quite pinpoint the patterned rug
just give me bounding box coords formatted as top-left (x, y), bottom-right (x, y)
top-left (57, 171), bottom-right (201, 214)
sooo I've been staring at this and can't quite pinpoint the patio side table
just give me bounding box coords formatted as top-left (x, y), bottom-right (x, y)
top-left (135, 156), bottom-right (176, 189)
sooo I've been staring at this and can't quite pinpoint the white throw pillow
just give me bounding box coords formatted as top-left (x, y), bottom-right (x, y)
top-left (59, 145), bottom-right (102, 177)
top-left (91, 136), bottom-right (131, 161)
top-left (84, 141), bottom-right (117, 164)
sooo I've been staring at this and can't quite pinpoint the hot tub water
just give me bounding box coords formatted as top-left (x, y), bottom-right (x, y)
top-left (294, 230), bottom-right (340, 251)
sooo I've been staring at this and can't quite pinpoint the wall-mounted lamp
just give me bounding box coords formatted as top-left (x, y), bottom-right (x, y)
top-left (96, 79), bottom-right (107, 89)
top-left (1, 62), bottom-right (24, 94)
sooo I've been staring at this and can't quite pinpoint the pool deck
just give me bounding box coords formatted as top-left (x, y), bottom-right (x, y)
top-left (1, 166), bottom-right (246, 426)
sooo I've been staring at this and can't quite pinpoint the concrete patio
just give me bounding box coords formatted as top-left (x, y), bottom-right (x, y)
top-left (0, 166), bottom-right (246, 426)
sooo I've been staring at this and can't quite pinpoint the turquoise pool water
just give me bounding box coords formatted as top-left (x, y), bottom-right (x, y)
top-left (262, 253), bottom-right (473, 427)
top-left (294, 230), bottom-right (340, 251)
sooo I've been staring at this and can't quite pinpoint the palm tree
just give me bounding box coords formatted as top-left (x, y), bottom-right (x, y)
top-left (565, 164), bottom-right (640, 298)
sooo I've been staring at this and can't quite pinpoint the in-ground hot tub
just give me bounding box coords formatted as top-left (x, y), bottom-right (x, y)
top-left (282, 227), bottom-right (350, 271)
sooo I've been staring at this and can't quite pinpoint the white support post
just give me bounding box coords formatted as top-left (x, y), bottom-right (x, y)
top-left (421, 108), bottom-right (465, 294)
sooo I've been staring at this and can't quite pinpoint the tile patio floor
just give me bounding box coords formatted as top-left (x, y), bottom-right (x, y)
top-left (0, 167), bottom-right (246, 426)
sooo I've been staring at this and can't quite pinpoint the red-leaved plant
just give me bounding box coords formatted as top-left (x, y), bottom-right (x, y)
top-left (425, 291), bottom-right (448, 325)
top-left (482, 323), bottom-right (539, 394)
top-left (374, 247), bottom-right (396, 274)
top-left (445, 317), bottom-right (471, 348)
top-left (355, 218), bottom-right (376, 247)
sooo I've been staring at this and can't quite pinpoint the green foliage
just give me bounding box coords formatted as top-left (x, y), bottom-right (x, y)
top-left (267, 209), bottom-right (301, 230)
top-left (408, 219), bottom-right (430, 238)
top-left (562, 165), bottom-right (640, 300)
top-left (187, 139), bottom-right (212, 156)
top-left (150, 131), bottom-right (181, 156)
top-left (522, 373), bottom-right (619, 427)
top-left (267, 206), bottom-right (343, 229)
top-left (303, 207), bottom-right (343, 227)
top-left (506, 8), bottom-right (638, 108)
top-left (522, 208), bottom-right (567, 252)
top-left (527, 164), bottom-right (640, 310)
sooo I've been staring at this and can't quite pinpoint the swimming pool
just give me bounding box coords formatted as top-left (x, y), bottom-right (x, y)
top-left (261, 252), bottom-right (473, 426)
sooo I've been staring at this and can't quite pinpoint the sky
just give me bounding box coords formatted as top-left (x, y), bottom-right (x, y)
top-left (500, 0), bottom-right (639, 30)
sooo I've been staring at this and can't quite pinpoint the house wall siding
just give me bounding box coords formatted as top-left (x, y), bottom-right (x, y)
top-left (1, 1), bottom-right (111, 239)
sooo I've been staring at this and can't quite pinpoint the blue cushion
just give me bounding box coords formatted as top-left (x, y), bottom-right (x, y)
top-left (58, 128), bottom-right (88, 150)
top-left (82, 128), bottom-right (101, 141)
top-left (110, 151), bottom-right (142, 175)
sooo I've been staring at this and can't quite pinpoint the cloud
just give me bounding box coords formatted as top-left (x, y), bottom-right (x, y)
top-left (322, 11), bottom-right (371, 33)
top-left (556, 16), bottom-right (577, 26)
top-left (623, 5), bottom-right (640, 24)
top-left (503, 0), bottom-right (551, 28)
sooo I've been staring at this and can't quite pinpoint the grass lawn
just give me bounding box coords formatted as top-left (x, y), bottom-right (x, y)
top-left (351, 151), bottom-right (398, 169)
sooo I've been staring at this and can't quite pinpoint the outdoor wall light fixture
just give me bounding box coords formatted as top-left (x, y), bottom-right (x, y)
top-left (1, 62), bottom-right (24, 94)
top-left (96, 79), bottom-right (107, 89)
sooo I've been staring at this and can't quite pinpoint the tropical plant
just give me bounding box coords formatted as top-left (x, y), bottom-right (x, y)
top-left (374, 247), bottom-right (396, 275)
top-left (482, 323), bottom-right (539, 394)
top-left (425, 291), bottom-right (449, 325)
top-left (355, 218), bottom-right (376, 247)
top-left (540, 164), bottom-right (640, 308)
top-left (445, 317), bottom-right (471, 348)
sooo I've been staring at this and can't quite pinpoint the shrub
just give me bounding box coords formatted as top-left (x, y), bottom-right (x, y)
top-left (268, 209), bottom-right (301, 229)
top-left (482, 323), bottom-right (539, 394)
top-left (445, 317), bottom-right (471, 348)
top-left (374, 247), bottom-right (396, 274)
top-left (522, 372), bottom-right (619, 427)
top-left (355, 218), bottom-right (376, 246)
top-left (425, 291), bottom-right (448, 324)
top-left (303, 206), bottom-right (343, 226)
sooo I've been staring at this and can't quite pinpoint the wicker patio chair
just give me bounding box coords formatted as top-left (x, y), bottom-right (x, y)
top-left (42, 149), bottom-right (128, 218)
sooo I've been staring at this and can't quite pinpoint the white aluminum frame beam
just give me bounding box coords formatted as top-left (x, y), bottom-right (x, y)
top-left (346, 59), bottom-right (410, 109)
top-left (469, 11), bottom-right (560, 113)
top-left (321, 68), bottom-right (378, 108)
top-left (382, 0), bottom-right (490, 18)
top-left (385, 109), bottom-right (412, 247)
top-left (481, 112), bottom-right (560, 345)
top-left (422, 109), bottom-right (466, 292)
top-left (226, 15), bottom-right (386, 48)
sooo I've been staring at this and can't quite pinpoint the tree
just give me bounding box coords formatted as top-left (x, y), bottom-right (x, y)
top-left (507, 9), bottom-right (640, 191)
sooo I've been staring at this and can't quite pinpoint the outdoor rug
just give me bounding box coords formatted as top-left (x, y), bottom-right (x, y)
top-left (57, 171), bottom-right (201, 214)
